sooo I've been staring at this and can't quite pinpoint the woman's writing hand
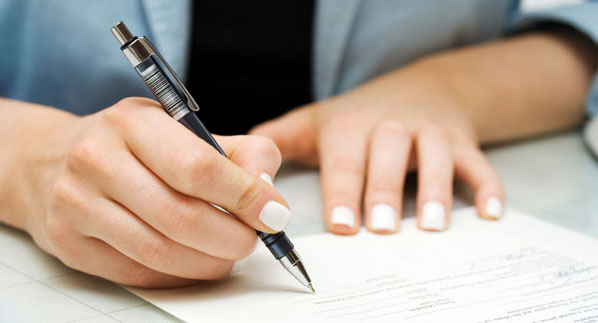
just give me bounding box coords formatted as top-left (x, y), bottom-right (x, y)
top-left (12, 97), bottom-right (289, 287)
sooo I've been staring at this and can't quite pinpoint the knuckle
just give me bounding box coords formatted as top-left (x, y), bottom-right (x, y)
top-left (326, 156), bottom-right (362, 178)
top-left (248, 136), bottom-right (282, 167)
top-left (234, 176), bottom-right (261, 214)
top-left (103, 101), bottom-right (132, 128)
top-left (368, 181), bottom-right (400, 195)
top-left (325, 110), bottom-right (363, 132)
top-left (376, 120), bottom-right (409, 137)
top-left (103, 97), bottom-right (158, 127)
top-left (137, 237), bottom-right (170, 268)
top-left (46, 180), bottom-right (85, 257)
top-left (116, 96), bottom-right (143, 106)
top-left (162, 198), bottom-right (197, 237)
top-left (44, 213), bottom-right (67, 249)
top-left (185, 151), bottom-right (214, 185)
top-left (50, 178), bottom-right (77, 207)
top-left (420, 124), bottom-right (450, 142)
top-left (65, 139), bottom-right (102, 172)
top-left (114, 97), bottom-right (151, 111)
top-left (44, 215), bottom-right (76, 262)
top-left (453, 144), bottom-right (473, 159)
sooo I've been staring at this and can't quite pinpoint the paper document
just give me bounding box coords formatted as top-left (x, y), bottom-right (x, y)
top-left (129, 208), bottom-right (598, 322)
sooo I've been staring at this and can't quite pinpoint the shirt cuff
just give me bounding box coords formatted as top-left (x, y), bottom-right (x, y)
top-left (508, 3), bottom-right (598, 119)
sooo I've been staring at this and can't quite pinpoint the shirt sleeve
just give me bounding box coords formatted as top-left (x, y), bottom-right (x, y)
top-left (507, 2), bottom-right (598, 118)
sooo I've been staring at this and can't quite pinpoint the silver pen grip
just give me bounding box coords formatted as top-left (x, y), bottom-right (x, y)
top-left (136, 61), bottom-right (190, 120)
top-left (279, 250), bottom-right (314, 292)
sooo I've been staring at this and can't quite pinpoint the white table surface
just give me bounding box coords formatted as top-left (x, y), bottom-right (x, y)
top-left (1, 129), bottom-right (596, 322)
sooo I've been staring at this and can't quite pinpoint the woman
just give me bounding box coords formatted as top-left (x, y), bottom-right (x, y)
top-left (0, 0), bottom-right (596, 287)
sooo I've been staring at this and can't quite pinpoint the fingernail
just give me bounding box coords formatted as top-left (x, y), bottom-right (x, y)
top-left (421, 201), bottom-right (446, 231)
top-left (230, 257), bottom-right (249, 276)
top-left (485, 197), bottom-right (503, 219)
top-left (259, 201), bottom-right (291, 231)
top-left (331, 206), bottom-right (355, 228)
top-left (370, 203), bottom-right (397, 231)
top-left (260, 173), bottom-right (274, 186)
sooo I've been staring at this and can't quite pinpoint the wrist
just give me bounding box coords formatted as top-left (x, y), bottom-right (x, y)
top-left (402, 31), bottom-right (593, 144)
top-left (0, 99), bottom-right (81, 231)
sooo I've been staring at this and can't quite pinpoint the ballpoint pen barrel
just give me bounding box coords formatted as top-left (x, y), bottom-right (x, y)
top-left (258, 231), bottom-right (293, 259)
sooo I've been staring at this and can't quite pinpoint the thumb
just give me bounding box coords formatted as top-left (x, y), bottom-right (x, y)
top-left (249, 105), bottom-right (318, 165)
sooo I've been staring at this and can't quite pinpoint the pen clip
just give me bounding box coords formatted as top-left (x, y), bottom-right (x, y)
top-left (146, 42), bottom-right (200, 112)
top-left (112, 21), bottom-right (200, 112)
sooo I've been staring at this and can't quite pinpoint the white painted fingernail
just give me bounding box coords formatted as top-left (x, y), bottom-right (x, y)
top-left (260, 173), bottom-right (274, 186)
top-left (230, 257), bottom-right (249, 276)
top-left (485, 197), bottom-right (503, 219)
top-left (259, 201), bottom-right (291, 231)
top-left (331, 206), bottom-right (355, 228)
top-left (421, 201), bottom-right (446, 231)
top-left (370, 203), bottom-right (397, 231)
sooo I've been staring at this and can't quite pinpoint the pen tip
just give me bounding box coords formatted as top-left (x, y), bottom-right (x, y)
top-left (307, 283), bottom-right (316, 293)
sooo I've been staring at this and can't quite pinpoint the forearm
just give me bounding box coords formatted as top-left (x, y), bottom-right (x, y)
top-left (0, 98), bottom-right (79, 230)
top-left (407, 30), bottom-right (597, 144)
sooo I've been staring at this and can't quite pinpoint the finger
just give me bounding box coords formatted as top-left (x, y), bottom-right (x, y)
top-left (364, 121), bottom-right (412, 234)
top-left (416, 126), bottom-right (454, 232)
top-left (319, 115), bottom-right (368, 235)
top-left (249, 105), bottom-right (318, 165)
top-left (215, 135), bottom-right (282, 184)
top-left (108, 99), bottom-right (291, 233)
top-left (71, 237), bottom-right (195, 288)
top-left (454, 146), bottom-right (505, 220)
top-left (44, 191), bottom-right (192, 288)
top-left (76, 197), bottom-right (234, 280)
top-left (97, 149), bottom-right (257, 260)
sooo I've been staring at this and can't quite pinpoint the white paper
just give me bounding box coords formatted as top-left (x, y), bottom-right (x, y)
top-left (128, 208), bottom-right (598, 322)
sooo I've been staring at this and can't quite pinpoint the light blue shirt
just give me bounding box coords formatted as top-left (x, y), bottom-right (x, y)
top-left (1, 0), bottom-right (597, 118)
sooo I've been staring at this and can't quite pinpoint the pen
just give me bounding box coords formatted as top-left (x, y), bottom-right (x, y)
top-left (111, 22), bottom-right (314, 293)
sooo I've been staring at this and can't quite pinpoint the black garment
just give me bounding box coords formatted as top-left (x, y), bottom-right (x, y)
top-left (186, 1), bottom-right (314, 135)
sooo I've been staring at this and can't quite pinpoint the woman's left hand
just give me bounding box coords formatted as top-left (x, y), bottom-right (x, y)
top-left (250, 58), bottom-right (504, 235)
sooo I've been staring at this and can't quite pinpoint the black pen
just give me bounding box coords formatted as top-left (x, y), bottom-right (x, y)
top-left (111, 22), bottom-right (314, 293)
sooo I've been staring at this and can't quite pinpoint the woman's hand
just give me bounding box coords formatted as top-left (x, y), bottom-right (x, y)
top-left (1, 97), bottom-right (290, 287)
top-left (251, 59), bottom-right (504, 235)
top-left (252, 30), bottom-right (597, 236)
